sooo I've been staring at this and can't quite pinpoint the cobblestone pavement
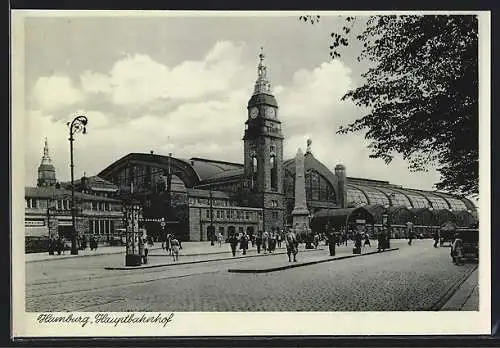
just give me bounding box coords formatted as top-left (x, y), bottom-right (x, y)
top-left (25, 239), bottom-right (477, 312)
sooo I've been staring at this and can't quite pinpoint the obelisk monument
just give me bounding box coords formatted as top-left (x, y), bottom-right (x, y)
top-left (291, 147), bottom-right (311, 238)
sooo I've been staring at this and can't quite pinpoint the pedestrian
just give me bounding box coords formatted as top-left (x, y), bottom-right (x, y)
top-left (451, 232), bottom-right (463, 265)
top-left (433, 229), bottom-right (440, 248)
top-left (364, 233), bottom-right (371, 248)
top-left (217, 232), bottom-right (223, 247)
top-left (406, 222), bottom-right (414, 246)
top-left (255, 231), bottom-right (263, 254)
top-left (166, 232), bottom-right (172, 255)
top-left (56, 237), bottom-right (63, 255)
top-left (170, 236), bottom-right (180, 262)
top-left (285, 229), bottom-right (298, 262)
top-left (240, 232), bottom-right (249, 255)
top-left (262, 231), bottom-right (269, 253)
top-left (277, 231), bottom-right (282, 248)
top-left (161, 240), bottom-right (165, 251)
top-left (313, 233), bottom-right (319, 249)
top-left (228, 233), bottom-right (239, 257)
top-left (269, 231), bottom-right (276, 253)
top-left (354, 232), bottom-right (362, 254)
top-left (377, 231), bottom-right (385, 252)
top-left (139, 238), bottom-right (149, 264)
top-left (327, 231), bottom-right (336, 256)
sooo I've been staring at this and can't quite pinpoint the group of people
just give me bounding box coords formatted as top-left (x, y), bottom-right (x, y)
top-left (47, 237), bottom-right (67, 255)
top-left (224, 229), bottom-right (299, 262)
top-left (254, 231), bottom-right (282, 254)
top-left (48, 235), bottom-right (101, 255)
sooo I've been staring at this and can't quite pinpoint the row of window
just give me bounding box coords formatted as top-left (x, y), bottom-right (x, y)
top-left (88, 219), bottom-right (116, 235)
top-left (205, 209), bottom-right (261, 221)
top-left (25, 198), bottom-right (117, 211)
top-left (189, 197), bottom-right (239, 207)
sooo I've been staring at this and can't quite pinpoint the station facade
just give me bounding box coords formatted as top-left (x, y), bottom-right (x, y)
top-left (96, 51), bottom-right (478, 241)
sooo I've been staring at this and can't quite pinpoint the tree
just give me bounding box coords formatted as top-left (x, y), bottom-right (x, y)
top-left (302, 15), bottom-right (478, 196)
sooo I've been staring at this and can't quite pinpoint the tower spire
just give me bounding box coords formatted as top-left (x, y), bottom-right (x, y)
top-left (254, 46), bottom-right (272, 95)
top-left (37, 137), bottom-right (57, 187)
top-left (41, 137), bottom-right (52, 165)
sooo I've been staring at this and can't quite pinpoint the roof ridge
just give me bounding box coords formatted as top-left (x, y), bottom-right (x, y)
top-left (190, 157), bottom-right (243, 167)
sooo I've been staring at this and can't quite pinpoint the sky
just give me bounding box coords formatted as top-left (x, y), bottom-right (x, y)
top-left (21, 13), bottom-right (445, 192)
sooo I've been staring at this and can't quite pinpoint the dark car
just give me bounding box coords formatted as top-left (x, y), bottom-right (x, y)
top-left (458, 228), bottom-right (479, 261)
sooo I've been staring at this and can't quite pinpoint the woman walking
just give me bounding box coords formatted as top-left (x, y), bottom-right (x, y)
top-left (240, 232), bottom-right (249, 255)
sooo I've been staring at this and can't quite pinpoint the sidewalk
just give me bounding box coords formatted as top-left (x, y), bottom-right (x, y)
top-left (440, 266), bottom-right (479, 311)
top-left (26, 241), bottom-right (257, 263)
top-left (228, 247), bottom-right (399, 273)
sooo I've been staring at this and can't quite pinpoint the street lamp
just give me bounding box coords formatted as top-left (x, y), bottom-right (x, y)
top-left (209, 184), bottom-right (215, 246)
top-left (67, 115), bottom-right (88, 255)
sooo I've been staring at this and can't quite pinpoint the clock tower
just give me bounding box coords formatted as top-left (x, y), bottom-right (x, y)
top-left (243, 48), bottom-right (284, 233)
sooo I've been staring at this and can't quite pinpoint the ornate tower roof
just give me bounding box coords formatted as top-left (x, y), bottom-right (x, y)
top-left (37, 137), bottom-right (57, 187)
top-left (253, 46), bottom-right (272, 95)
top-left (40, 137), bottom-right (53, 166)
top-left (248, 47), bottom-right (278, 108)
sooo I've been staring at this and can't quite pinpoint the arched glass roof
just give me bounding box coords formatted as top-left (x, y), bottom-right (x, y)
top-left (374, 186), bottom-right (412, 207)
top-left (347, 185), bottom-right (369, 206)
top-left (395, 190), bottom-right (430, 208)
top-left (434, 194), bottom-right (468, 211)
top-left (423, 193), bottom-right (450, 210)
top-left (353, 185), bottom-right (390, 206)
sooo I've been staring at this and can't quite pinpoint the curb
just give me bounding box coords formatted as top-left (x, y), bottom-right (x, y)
top-left (104, 248), bottom-right (325, 270)
top-left (429, 263), bottom-right (479, 311)
top-left (227, 248), bottom-right (400, 273)
top-left (148, 247), bottom-right (290, 258)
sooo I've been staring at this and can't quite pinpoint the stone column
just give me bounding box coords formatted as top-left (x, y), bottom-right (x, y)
top-left (292, 148), bottom-right (311, 240)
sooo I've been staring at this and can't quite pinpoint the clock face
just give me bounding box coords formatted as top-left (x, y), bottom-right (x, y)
top-left (250, 107), bottom-right (259, 119)
top-left (266, 108), bottom-right (276, 118)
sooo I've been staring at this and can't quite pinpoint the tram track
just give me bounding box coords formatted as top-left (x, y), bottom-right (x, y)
top-left (26, 269), bottom-right (223, 299)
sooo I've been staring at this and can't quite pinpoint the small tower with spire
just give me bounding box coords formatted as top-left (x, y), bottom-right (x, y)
top-left (37, 137), bottom-right (57, 187)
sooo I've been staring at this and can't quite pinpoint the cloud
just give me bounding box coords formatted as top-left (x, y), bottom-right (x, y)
top-left (25, 40), bottom-right (443, 194)
top-left (32, 75), bottom-right (84, 112)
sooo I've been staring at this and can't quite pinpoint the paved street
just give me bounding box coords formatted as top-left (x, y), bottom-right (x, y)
top-left (25, 239), bottom-right (478, 312)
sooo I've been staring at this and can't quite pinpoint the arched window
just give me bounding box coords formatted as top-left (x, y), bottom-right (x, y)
top-left (305, 169), bottom-right (336, 203)
top-left (251, 151), bottom-right (257, 173)
top-left (270, 152), bottom-right (277, 191)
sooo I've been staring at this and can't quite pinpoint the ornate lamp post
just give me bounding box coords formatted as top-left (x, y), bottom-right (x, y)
top-left (67, 115), bottom-right (88, 255)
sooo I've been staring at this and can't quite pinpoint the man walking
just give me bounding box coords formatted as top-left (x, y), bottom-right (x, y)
top-left (407, 222), bottom-right (414, 246)
top-left (255, 231), bottom-right (263, 254)
top-left (433, 229), bottom-right (440, 248)
top-left (228, 233), bottom-right (239, 257)
top-left (285, 229), bottom-right (298, 262)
